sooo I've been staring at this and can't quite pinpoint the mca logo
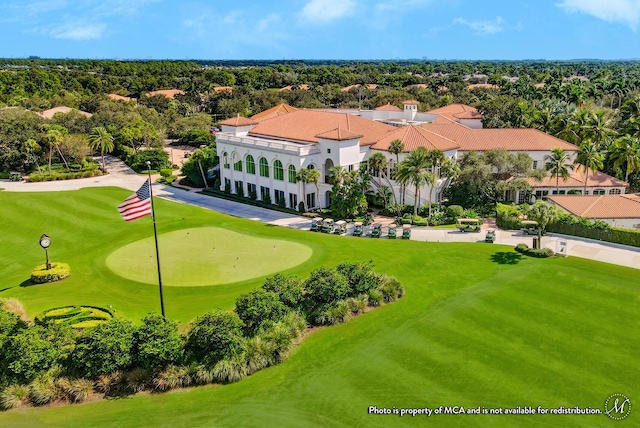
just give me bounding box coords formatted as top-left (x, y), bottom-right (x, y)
top-left (605, 394), bottom-right (631, 421)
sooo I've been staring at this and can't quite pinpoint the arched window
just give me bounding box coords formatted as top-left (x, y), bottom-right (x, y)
top-left (222, 152), bottom-right (229, 169)
top-left (259, 157), bottom-right (269, 177)
top-left (233, 153), bottom-right (242, 171)
top-left (246, 155), bottom-right (255, 174)
top-left (288, 165), bottom-right (297, 183)
top-left (274, 160), bottom-right (284, 181)
top-left (609, 188), bottom-right (621, 195)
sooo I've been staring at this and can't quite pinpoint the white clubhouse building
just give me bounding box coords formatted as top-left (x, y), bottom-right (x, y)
top-left (216, 102), bottom-right (627, 209)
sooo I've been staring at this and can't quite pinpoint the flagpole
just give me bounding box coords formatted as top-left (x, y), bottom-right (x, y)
top-left (147, 161), bottom-right (166, 319)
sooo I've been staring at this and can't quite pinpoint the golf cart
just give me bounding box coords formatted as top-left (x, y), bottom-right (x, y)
top-left (387, 224), bottom-right (397, 239)
top-left (353, 222), bottom-right (363, 237)
top-left (456, 218), bottom-right (481, 233)
top-left (402, 224), bottom-right (411, 239)
top-left (322, 218), bottom-right (335, 234)
top-left (310, 217), bottom-right (323, 232)
top-left (371, 223), bottom-right (382, 238)
top-left (522, 220), bottom-right (545, 235)
top-left (485, 229), bottom-right (496, 243)
top-left (334, 220), bottom-right (347, 235)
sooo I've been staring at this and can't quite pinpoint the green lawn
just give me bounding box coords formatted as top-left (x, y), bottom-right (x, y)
top-left (0, 188), bottom-right (638, 427)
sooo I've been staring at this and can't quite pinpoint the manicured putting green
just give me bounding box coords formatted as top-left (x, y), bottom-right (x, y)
top-left (106, 227), bottom-right (312, 287)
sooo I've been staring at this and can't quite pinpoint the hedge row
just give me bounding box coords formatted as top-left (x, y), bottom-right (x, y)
top-left (547, 223), bottom-right (640, 248)
top-left (27, 169), bottom-right (103, 182)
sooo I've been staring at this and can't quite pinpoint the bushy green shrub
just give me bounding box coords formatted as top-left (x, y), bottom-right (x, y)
top-left (262, 274), bottom-right (304, 309)
top-left (303, 267), bottom-right (349, 315)
top-left (298, 201), bottom-right (305, 213)
top-left (69, 318), bottom-right (136, 379)
top-left (262, 193), bottom-right (272, 205)
top-left (184, 310), bottom-right (244, 367)
top-left (336, 261), bottom-right (380, 296)
top-left (446, 205), bottom-right (464, 219)
top-left (30, 262), bottom-right (70, 284)
top-left (134, 314), bottom-right (183, 371)
top-left (0, 384), bottom-right (28, 410)
top-left (235, 289), bottom-right (288, 333)
top-left (496, 203), bottom-right (524, 230)
top-left (514, 244), bottom-right (554, 258)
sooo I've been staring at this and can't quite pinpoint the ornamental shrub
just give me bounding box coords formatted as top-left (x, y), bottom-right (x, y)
top-left (235, 289), bottom-right (288, 334)
top-left (184, 310), bottom-right (245, 367)
top-left (69, 318), bottom-right (136, 379)
top-left (514, 243), bottom-right (554, 258)
top-left (262, 274), bottom-right (304, 309)
top-left (133, 314), bottom-right (183, 371)
top-left (30, 263), bottom-right (70, 284)
top-left (446, 205), bottom-right (464, 219)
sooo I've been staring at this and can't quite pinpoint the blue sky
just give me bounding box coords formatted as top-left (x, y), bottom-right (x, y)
top-left (1, 0), bottom-right (639, 60)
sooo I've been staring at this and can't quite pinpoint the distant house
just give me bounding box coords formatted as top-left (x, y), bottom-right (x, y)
top-left (278, 84), bottom-right (310, 91)
top-left (38, 106), bottom-right (92, 119)
top-left (108, 94), bottom-right (134, 102)
top-left (547, 194), bottom-right (640, 229)
top-left (145, 89), bottom-right (185, 99)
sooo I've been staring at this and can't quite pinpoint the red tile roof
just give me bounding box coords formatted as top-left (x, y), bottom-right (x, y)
top-left (278, 84), bottom-right (310, 91)
top-left (548, 194), bottom-right (640, 218)
top-left (251, 104), bottom-right (298, 121)
top-left (316, 127), bottom-right (363, 141)
top-left (145, 89), bottom-right (184, 99)
top-left (403, 99), bottom-right (420, 105)
top-left (341, 84), bottom-right (378, 92)
top-left (39, 106), bottom-right (92, 119)
top-left (219, 115), bottom-right (258, 126)
top-left (371, 125), bottom-right (459, 152)
top-left (374, 103), bottom-right (402, 112)
top-left (248, 110), bottom-right (395, 145)
top-left (108, 94), bottom-right (134, 102)
top-left (421, 123), bottom-right (578, 152)
top-left (426, 104), bottom-right (480, 122)
top-left (522, 166), bottom-right (628, 188)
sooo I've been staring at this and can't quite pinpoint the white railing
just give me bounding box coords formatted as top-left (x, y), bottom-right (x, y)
top-left (219, 134), bottom-right (320, 156)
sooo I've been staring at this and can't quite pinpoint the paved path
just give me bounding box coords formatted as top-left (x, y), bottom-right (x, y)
top-left (2, 156), bottom-right (639, 270)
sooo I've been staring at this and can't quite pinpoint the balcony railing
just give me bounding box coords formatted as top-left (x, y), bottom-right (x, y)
top-left (218, 133), bottom-right (320, 156)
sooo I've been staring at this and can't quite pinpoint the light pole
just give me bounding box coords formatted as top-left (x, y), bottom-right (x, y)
top-left (39, 234), bottom-right (51, 270)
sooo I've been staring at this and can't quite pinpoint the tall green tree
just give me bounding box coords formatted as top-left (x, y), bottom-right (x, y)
top-left (545, 147), bottom-right (572, 195)
top-left (609, 134), bottom-right (640, 182)
top-left (396, 147), bottom-right (434, 216)
top-left (89, 126), bottom-right (115, 171)
top-left (296, 167), bottom-right (321, 210)
top-left (575, 140), bottom-right (604, 194)
top-left (526, 201), bottom-right (559, 248)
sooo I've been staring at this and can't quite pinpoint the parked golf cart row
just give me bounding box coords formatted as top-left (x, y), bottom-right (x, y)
top-left (310, 218), bottom-right (411, 239)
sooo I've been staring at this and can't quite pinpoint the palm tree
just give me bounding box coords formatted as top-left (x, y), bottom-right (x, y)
top-left (367, 152), bottom-right (387, 187)
top-left (296, 167), bottom-right (321, 210)
top-left (527, 201), bottom-right (559, 248)
top-left (580, 111), bottom-right (616, 150)
top-left (388, 139), bottom-right (405, 202)
top-left (545, 147), bottom-right (572, 195)
top-left (44, 127), bottom-right (69, 175)
top-left (89, 127), bottom-right (115, 172)
top-left (575, 140), bottom-right (604, 195)
top-left (396, 147), bottom-right (434, 216)
top-left (609, 135), bottom-right (640, 182)
top-left (425, 149), bottom-right (445, 222)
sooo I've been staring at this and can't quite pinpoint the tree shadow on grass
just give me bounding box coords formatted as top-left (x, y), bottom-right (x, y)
top-left (490, 252), bottom-right (523, 265)
top-left (19, 278), bottom-right (35, 288)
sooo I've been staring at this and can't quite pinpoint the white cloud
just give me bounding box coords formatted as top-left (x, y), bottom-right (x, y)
top-left (222, 10), bottom-right (243, 25)
top-left (454, 17), bottom-right (504, 34)
top-left (557, 0), bottom-right (640, 30)
top-left (375, 0), bottom-right (433, 12)
top-left (48, 23), bottom-right (107, 40)
top-left (258, 13), bottom-right (280, 32)
top-left (299, 0), bottom-right (356, 24)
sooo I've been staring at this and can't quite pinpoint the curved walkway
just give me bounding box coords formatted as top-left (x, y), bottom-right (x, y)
top-left (2, 156), bottom-right (639, 270)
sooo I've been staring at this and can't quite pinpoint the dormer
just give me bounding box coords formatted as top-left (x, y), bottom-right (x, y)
top-left (315, 127), bottom-right (364, 167)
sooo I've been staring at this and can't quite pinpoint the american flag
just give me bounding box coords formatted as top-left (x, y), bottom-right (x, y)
top-left (118, 181), bottom-right (152, 221)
